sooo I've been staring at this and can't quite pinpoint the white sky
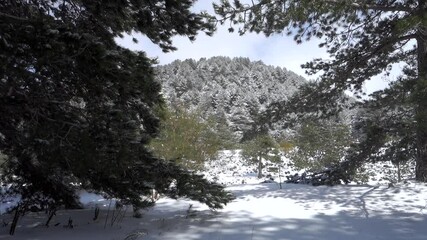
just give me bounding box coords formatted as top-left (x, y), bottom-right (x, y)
top-left (115, 1), bottom-right (394, 96)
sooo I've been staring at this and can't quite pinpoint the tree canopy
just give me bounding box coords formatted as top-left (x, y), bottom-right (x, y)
top-left (150, 106), bottom-right (234, 170)
top-left (241, 134), bottom-right (279, 178)
top-left (214, 0), bottom-right (427, 181)
top-left (0, 1), bottom-right (233, 232)
top-left (290, 120), bottom-right (352, 172)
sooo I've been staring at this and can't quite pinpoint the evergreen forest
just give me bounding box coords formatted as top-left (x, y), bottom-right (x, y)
top-left (1, 0), bottom-right (426, 238)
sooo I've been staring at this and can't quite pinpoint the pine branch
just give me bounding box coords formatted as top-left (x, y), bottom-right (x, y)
top-left (324, 0), bottom-right (413, 12)
top-left (0, 12), bottom-right (31, 22)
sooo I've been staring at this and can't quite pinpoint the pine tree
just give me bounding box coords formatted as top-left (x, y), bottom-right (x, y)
top-left (150, 106), bottom-right (234, 170)
top-left (290, 120), bottom-right (352, 172)
top-left (214, 0), bottom-right (427, 181)
top-left (241, 134), bottom-right (279, 178)
top-left (0, 0), bottom-right (232, 234)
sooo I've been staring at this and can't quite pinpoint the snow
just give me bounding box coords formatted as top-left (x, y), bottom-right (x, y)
top-left (2, 182), bottom-right (427, 239)
top-left (0, 151), bottom-right (425, 239)
top-left (156, 57), bottom-right (307, 139)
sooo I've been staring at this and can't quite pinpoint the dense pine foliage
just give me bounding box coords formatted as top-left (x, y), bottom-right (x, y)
top-left (0, 0), bottom-right (233, 235)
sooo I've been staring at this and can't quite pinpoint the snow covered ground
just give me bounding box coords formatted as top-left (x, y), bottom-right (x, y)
top-left (1, 182), bottom-right (427, 240)
top-left (0, 150), bottom-right (425, 239)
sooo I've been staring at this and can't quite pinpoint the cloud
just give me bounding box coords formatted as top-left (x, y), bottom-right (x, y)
top-left (115, 0), bottom-right (392, 95)
top-left (116, 27), bottom-right (328, 81)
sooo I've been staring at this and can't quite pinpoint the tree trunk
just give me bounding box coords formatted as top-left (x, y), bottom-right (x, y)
top-left (45, 207), bottom-right (56, 227)
top-left (9, 207), bottom-right (21, 235)
top-left (415, 11), bottom-right (427, 181)
top-left (396, 161), bottom-right (401, 182)
top-left (257, 156), bottom-right (263, 178)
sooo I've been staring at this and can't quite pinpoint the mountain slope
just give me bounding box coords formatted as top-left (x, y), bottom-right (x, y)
top-left (155, 56), bottom-right (306, 138)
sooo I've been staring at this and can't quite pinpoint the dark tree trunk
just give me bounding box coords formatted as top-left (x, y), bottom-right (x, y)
top-left (9, 207), bottom-right (22, 235)
top-left (257, 156), bottom-right (263, 178)
top-left (397, 161), bottom-right (401, 182)
top-left (45, 207), bottom-right (56, 227)
top-left (415, 8), bottom-right (427, 181)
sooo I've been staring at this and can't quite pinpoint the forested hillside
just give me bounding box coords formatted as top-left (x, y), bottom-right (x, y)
top-left (155, 56), bottom-right (306, 138)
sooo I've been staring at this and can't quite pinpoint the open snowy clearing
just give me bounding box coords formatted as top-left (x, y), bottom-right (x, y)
top-left (1, 181), bottom-right (427, 240)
